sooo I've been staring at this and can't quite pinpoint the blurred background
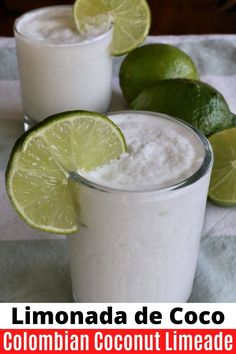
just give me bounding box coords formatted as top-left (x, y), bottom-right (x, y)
top-left (0, 0), bottom-right (236, 36)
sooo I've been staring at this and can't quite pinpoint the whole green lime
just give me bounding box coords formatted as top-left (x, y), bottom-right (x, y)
top-left (131, 79), bottom-right (234, 136)
top-left (119, 43), bottom-right (199, 103)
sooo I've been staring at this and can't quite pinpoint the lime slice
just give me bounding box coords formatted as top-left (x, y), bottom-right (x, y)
top-left (73, 0), bottom-right (151, 56)
top-left (6, 111), bottom-right (127, 234)
top-left (208, 127), bottom-right (236, 206)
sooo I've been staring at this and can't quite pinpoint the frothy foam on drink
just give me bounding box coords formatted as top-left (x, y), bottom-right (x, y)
top-left (16, 7), bottom-right (110, 44)
top-left (80, 113), bottom-right (205, 191)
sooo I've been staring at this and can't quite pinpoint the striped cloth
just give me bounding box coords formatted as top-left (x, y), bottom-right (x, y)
top-left (0, 35), bottom-right (236, 301)
top-left (1, 35), bottom-right (236, 240)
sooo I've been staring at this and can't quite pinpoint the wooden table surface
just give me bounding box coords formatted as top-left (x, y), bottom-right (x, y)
top-left (0, 0), bottom-right (236, 37)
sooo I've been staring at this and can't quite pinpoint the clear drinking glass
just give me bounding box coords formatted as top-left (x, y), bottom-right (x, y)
top-left (68, 111), bottom-right (213, 303)
top-left (14, 6), bottom-right (113, 129)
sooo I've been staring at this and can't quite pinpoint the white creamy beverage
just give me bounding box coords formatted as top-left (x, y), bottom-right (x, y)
top-left (14, 6), bottom-right (112, 124)
top-left (68, 111), bottom-right (213, 302)
top-left (81, 113), bottom-right (204, 190)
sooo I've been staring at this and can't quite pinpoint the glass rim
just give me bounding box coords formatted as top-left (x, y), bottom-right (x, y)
top-left (72, 110), bottom-right (213, 195)
top-left (14, 5), bottom-right (113, 47)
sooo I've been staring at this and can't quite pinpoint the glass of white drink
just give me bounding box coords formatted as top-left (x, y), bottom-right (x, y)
top-left (68, 111), bottom-right (213, 302)
top-left (14, 6), bottom-right (113, 129)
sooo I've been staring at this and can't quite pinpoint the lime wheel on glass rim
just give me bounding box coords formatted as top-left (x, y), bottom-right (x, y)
top-left (73, 0), bottom-right (151, 56)
top-left (5, 111), bottom-right (127, 234)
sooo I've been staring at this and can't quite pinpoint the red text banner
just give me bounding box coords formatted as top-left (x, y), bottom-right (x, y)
top-left (0, 329), bottom-right (235, 353)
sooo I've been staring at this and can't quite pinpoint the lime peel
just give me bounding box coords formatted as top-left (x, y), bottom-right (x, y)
top-left (73, 0), bottom-right (151, 56)
top-left (208, 127), bottom-right (236, 207)
top-left (6, 111), bottom-right (127, 234)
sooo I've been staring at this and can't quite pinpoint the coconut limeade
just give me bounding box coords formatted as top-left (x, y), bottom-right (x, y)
top-left (14, 6), bottom-right (112, 126)
top-left (68, 111), bottom-right (213, 302)
top-left (80, 114), bottom-right (204, 190)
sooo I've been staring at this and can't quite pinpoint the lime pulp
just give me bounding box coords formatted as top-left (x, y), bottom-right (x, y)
top-left (6, 111), bottom-right (127, 234)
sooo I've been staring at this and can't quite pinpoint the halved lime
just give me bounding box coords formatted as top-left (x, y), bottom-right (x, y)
top-left (73, 0), bottom-right (151, 56)
top-left (6, 111), bottom-right (127, 234)
top-left (208, 127), bottom-right (236, 206)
